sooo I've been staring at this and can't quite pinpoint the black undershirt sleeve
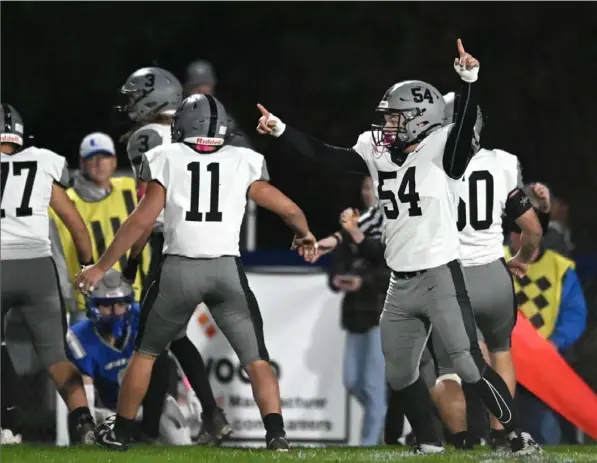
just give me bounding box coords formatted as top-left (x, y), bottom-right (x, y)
top-left (442, 80), bottom-right (480, 179)
top-left (276, 126), bottom-right (369, 175)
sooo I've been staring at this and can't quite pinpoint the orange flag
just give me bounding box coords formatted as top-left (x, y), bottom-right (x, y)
top-left (512, 312), bottom-right (597, 440)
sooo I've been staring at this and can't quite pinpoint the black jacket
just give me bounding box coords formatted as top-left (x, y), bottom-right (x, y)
top-left (328, 238), bottom-right (390, 333)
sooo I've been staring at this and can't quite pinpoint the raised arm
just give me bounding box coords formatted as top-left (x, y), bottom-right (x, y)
top-left (443, 39), bottom-right (481, 179)
top-left (255, 104), bottom-right (369, 175)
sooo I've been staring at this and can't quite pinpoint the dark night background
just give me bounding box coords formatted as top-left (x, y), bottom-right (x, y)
top-left (2, 2), bottom-right (597, 252)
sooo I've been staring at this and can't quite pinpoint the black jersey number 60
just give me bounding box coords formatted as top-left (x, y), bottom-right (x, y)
top-left (456, 170), bottom-right (494, 231)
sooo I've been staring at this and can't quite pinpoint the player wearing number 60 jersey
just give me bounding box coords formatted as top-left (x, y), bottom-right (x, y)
top-left (424, 93), bottom-right (543, 449)
top-left (1, 103), bottom-right (97, 444)
top-left (79, 93), bottom-right (317, 452)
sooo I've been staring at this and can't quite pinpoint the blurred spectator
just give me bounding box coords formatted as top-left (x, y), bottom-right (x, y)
top-left (50, 132), bottom-right (150, 324)
top-left (544, 194), bottom-right (574, 257)
top-left (505, 230), bottom-right (588, 444)
top-left (326, 177), bottom-right (389, 446)
top-left (183, 59), bottom-right (253, 149)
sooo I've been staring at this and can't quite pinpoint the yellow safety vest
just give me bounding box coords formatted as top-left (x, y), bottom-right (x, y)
top-left (50, 177), bottom-right (150, 311)
top-left (504, 246), bottom-right (574, 339)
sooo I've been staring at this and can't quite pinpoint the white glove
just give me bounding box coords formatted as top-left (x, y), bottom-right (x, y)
top-left (160, 395), bottom-right (192, 446)
top-left (186, 392), bottom-right (202, 421)
top-left (453, 38), bottom-right (480, 83)
top-left (256, 104), bottom-right (286, 137)
top-left (454, 60), bottom-right (479, 83)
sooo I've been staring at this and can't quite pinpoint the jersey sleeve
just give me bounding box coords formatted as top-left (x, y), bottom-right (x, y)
top-left (497, 150), bottom-right (524, 193)
top-left (139, 147), bottom-right (168, 188)
top-left (247, 152), bottom-right (270, 184)
top-left (44, 150), bottom-right (70, 188)
top-left (351, 131), bottom-right (373, 161)
top-left (65, 328), bottom-right (95, 377)
top-left (127, 128), bottom-right (164, 177)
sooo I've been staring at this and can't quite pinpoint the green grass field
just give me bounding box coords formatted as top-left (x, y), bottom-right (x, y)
top-left (2, 445), bottom-right (597, 463)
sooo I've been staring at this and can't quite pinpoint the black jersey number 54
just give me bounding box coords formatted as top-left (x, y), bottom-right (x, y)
top-left (377, 166), bottom-right (423, 219)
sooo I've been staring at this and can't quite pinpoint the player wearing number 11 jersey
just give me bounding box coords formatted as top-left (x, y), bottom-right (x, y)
top-left (80, 94), bottom-right (317, 452)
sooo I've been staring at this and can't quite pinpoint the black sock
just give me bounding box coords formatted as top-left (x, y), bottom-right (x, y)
top-left (141, 352), bottom-right (171, 438)
top-left (114, 414), bottom-right (136, 441)
top-left (491, 428), bottom-right (508, 448)
top-left (170, 336), bottom-right (218, 417)
top-left (450, 430), bottom-right (468, 449)
top-left (1, 346), bottom-right (19, 430)
top-left (462, 381), bottom-right (489, 443)
top-left (384, 386), bottom-right (405, 445)
top-left (69, 406), bottom-right (94, 426)
top-left (393, 377), bottom-right (439, 445)
top-left (473, 366), bottom-right (520, 433)
top-left (263, 413), bottom-right (285, 439)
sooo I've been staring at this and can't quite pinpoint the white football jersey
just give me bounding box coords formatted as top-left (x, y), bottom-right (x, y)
top-left (1, 147), bottom-right (69, 260)
top-left (458, 148), bottom-right (522, 267)
top-left (354, 125), bottom-right (461, 272)
top-left (127, 123), bottom-right (172, 230)
top-left (140, 143), bottom-right (268, 258)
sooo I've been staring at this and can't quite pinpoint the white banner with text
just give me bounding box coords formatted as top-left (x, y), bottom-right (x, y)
top-left (186, 272), bottom-right (349, 444)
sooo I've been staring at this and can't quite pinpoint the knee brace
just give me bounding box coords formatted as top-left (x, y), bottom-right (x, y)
top-left (435, 373), bottom-right (462, 386)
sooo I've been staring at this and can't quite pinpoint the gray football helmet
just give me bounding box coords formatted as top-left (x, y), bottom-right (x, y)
top-left (443, 92), bottom-right (483, 153)
top-left (171, 94), bottom-right (228, 150)
top-left (184, 59), bottom-right (217, 89)
top-left (87, 269), bottom-right (135, 338)
top-left (371, 80), bottom-right (445, 161)
top-left (1, 104), bottom-right (25, 146)
top-left (118, 67), bottom-right (183, 122)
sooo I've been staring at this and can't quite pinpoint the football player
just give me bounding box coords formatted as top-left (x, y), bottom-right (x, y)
top-left (118, 66), bottom-right (233, 445)
top-left (184, 59), bottom-right (253, 149)
top-left (0, 103), bottom-right (96, 443)
top-left (255, 40), bottom-right (541, 456)
top-left (77, 94), bottom-right (317, 452)
top-left (50, 132), bottom-right (150, 325)
top-left (422, 93), bottom-right (544, 449)
top-left (66, 269), bottom-right (198, 445)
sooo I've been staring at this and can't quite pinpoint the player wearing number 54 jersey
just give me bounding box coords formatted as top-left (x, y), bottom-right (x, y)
top-left (256, 40), bottom-right (540, 456)
top-left (77, 94), bottom-right (318, 452)
top-left (1, 103), bottom-right (96, 443)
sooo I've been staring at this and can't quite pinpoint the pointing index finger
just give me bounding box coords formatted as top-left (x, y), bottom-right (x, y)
top-left (457, 38), bottom-right (466, 57)
top-left (256, 103), bottom-right (270, 118)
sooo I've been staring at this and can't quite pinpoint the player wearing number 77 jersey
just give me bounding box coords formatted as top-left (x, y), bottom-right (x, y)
top-left (426, 93), bottom-right (544, 449)
top-left (77, 93), bottom-right (318, 452)
top-left (1, 103), bottom-right (97, 444)
top-left (256, 39), bottom-right (541, 456)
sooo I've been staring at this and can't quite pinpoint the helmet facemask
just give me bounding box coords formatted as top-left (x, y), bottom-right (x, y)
top-left (87, 294), bottom-right (134, 341)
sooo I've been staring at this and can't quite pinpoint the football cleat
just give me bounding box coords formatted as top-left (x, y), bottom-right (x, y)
top-left (510, 431), bottom-right (542, 456)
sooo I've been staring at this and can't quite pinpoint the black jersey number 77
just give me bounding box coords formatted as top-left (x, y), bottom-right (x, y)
top-left (377, 166), bottom-right (423, 219)
top-left (1, 161), bottom-right (37, 219)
